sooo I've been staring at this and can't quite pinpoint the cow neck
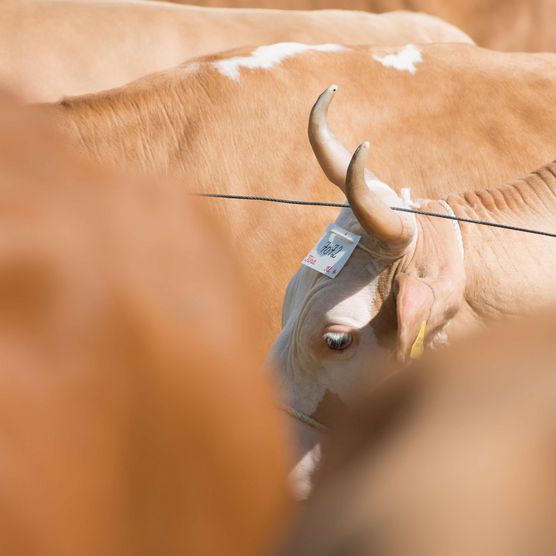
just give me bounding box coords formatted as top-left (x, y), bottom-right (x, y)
top-left (446, 162), bottom-right (556, 324)
top-left (353, 194), bottom-right (465, 264)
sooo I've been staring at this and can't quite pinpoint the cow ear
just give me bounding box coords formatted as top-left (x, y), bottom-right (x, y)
top-left (395, 273), bottom-right (434, 363)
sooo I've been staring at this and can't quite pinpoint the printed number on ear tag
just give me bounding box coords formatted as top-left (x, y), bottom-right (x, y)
top-left (410, 320), bottom-right (427, 360)
top-left (302, 224), bottom-right (361, 279)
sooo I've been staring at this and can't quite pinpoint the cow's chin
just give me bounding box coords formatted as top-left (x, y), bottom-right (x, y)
top-left (284, 389), bottom-right (353, 499)
top-left (286, 414), bottom-right (324, 500)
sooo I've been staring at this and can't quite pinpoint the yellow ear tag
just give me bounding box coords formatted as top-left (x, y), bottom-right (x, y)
top-left (410, 320), bottom-right (427, 360)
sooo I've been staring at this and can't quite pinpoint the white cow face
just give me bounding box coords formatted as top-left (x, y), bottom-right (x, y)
top-left (270, 208), bottom-right (399, 418)
top-left (270, 86), bottom-right (466, 426)
top-left (271, 185), bottom-right (465, 427)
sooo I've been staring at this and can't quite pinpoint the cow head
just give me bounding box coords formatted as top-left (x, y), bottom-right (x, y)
top-left (270, 86), bottom-right (466, 426)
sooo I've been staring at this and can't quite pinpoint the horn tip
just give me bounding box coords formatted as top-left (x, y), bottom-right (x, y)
top-left (312, 84), bottom-right (338, 115)
top-left (319, 84), bottom-right (338, 99)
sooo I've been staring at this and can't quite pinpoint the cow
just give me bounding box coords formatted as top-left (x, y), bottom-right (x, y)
top-left (0, 0), bottom-right (471, 102)
top-left (43, 42), bottom-right (556, 354)
top-left (279, 311), bottom-right (556, 555)
top-left (161, 0), bottom-right (556, 53)
top-left (41, 41), bottom-right (556, 494)
top-left (0, 90), bottom-right (289, 555)
top-left (270, 84), bottom-right (556, 492)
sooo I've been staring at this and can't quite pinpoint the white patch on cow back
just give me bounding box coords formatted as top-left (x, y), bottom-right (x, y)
top-left (372, 44), bottom-right (422, 75)
top-left (178, 62), bottom-right (201, 76)
top-left (212, 42), bottom-right (347, 81)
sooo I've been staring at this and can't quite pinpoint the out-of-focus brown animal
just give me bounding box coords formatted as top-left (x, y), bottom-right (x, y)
top-left (0, 91), bottom-right (288, 556)
top-left (0, 0), bottom-right (470, 102)
top-left (161, 0), bottom-right (556, 53)
top-left (45, 42), bottom-right (556, 354)
top-left (280, 312), bottom-right (556, 555)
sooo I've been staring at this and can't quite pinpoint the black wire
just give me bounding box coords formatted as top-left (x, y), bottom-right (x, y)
top-left (195, 193), bottom-right (556, 238)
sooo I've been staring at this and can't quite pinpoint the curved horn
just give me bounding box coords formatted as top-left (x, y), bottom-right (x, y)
top-left (308, 85), bottom-right (352, 192)
top-left (346, 142), bottom-right (415, 254)
top-left (309, 85), bottom-right (382, 193)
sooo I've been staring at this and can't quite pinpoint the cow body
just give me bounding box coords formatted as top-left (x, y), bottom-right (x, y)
top-left (0, 91), bottom-right (288, 555)
top-left (0, 0), bottom-right (471, 101)
top-left (162, 0), bottom-right (556, 52)
top-left (45, 43), bottom-right (556, 353)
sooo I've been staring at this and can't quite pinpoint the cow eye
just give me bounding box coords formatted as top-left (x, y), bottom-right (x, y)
top-left (324, 331), bottom-right (353, 351)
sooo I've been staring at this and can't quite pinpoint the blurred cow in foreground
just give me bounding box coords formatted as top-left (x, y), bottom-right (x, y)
top-left (0, 0), bottom-right (470, 101)
top-left (0, 91), bottom-right (289, 556)
top-left (43, 42), bottom-right (556, 357)
top-left (280, 311), bottom-right (556, 555)
top-left (162, 0), bottom-right (556, 53)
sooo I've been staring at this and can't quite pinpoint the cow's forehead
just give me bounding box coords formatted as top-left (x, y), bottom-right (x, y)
top-left (284, 208), bottom-right (393, 325)
top-left (323, 279), bottom-right (380, 329)
top-left (334, 207), bottom-right (362, 233)
top-left (288, 257), bottom-right (389, 334)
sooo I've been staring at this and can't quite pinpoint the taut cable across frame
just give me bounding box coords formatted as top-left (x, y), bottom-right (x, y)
top-left (195, 193), bottom-right (556, 238)
top-left (196, 191), bottom-right (554, 434)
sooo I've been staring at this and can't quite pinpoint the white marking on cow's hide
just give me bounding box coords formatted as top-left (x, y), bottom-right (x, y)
top-left (365, 175), bottom-right (399, 200)
top-left (401, 187), bottom-right (412, 207)
top-left (437, 199), bottom-right (464, 261)
top-left (212, 42), bottom-right (347, 81)
top-left (372, 44), bottom-right (422, 75)
top-left (178, 62), bottom-right (201, 76)
top-left (400, 187), bottom-right (421, 209)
